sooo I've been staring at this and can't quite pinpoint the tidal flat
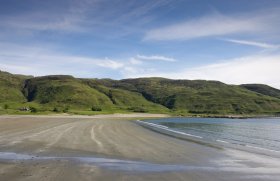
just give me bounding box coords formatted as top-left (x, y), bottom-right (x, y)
top-left (0, 115), bottom-right (279, 181)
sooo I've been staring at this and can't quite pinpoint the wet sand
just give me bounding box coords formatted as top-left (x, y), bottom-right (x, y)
top-left (0, 115), bottom-right (279, 180)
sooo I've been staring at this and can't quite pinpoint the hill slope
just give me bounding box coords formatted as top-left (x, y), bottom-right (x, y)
top-left (241, 84), bottom-right (280, 99)
top-left (16, 75), bottom-right (167, 113)
top-left (81, 79), bottom-right (169, 113)
top-left (1, 71), bottom-right (280, 115)
top-left (23, 75), bottom-right (114, 110)
top-left (0, 71), bottom-right (29, 103)
top-left (96, 78), bottom-right (280, 114)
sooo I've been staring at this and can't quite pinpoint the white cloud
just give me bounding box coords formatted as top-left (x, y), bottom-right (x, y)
top-left (0, 43), bottom-right (125, 77)
top-left (96, 59), bottom-right (124, 69)
top-left (3, 16), bottom-right (84, 32)
top-left (0, 0), bottom-right (93, 33)
top-left (129, 58), bottom-right (143, 65)
top-left (136, 54), bottom-right (176, 62)
top-left (0, 43), bottom-right (179, 79)
top-left (122, 66), bottom-right (138, 74)
top-left (223, 39), bottom-right (278, 49)
top-left (179, 55), bottom-right (280, 88)
top-left (0, 0), bottom-right (173, 35)
top-left (123, 54), bottom-right (280, 89)
top-left (144, 14), bottom-right (261, 41)
top-left (144, 10), bottom-right (280, 41)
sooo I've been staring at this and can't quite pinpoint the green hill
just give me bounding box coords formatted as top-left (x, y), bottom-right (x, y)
top-left (23, 75), bottom-right (114, 110)
top-left (99, 78), bottom-right (280, 115)
top-left (241, 84), bottom-right (280, 99)
top-left (81, 79), bottom-right (169, 113)
top-left (0, 71), bottom-right (29, 103)
top-left (1, 71), bottom-right (280, 115)
top-left (10, 75), bottom-right (167, 113)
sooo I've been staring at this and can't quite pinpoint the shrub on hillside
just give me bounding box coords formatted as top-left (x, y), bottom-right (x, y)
top-left (53, 107), bottom-right (59, 112)
top-left (63, 107), bottom-right (69, 113)
top-left (91, 106), bottom-right (102, 111)
top-left (30, 107), bottom-right (38, 113)
top-left (128, 106), bottom-right (147, 113)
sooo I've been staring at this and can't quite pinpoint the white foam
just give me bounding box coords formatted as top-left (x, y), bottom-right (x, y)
top-left (137, 120), bottom-right (203, 139)
top-left (165, 129), bottom-right (203, 139)
top-left (216, 140), bottom-right (229, 144)
top-left (142, 121), bottom-right (169, 129)
top-left (245, 145), bottom-right (280, 153)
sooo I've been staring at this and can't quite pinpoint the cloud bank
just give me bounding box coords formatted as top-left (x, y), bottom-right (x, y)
top-left (123, 54), bottom-right (280, 89)
top-left (144, 9), bottom-right (280, 41)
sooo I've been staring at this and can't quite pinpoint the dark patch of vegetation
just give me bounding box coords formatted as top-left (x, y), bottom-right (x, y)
top-left (63, 107), bottom-right (69, 113)
top-left (241, 84), bottom-right (280, 99)
top-left (128, 106), bottom-right (147, 113)
top-left (29, 107), bottom-right (37, 113)
top-left (91, 106), bottom-right (102, 111)
top-left (53, 107), bottom-right (59, 112)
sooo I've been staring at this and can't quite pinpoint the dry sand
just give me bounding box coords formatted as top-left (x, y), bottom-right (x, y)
top-left (0, 114), bottom-right (279, 181)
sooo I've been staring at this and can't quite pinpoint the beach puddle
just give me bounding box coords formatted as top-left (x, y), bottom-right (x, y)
top-left (1, 152), bottom-right (279, 175)
top-left (0, 152), bottom-right (213, 172)
top-left (78, 157), bottom-right (202, 172)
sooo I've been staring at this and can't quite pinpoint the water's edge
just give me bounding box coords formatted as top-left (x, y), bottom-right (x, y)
top-left (135, 120), bottom-right (280, 158)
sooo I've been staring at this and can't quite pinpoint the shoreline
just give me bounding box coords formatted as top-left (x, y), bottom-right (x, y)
top-left (172, 113), bottom-right (280, 119)
top-left (0, 113), bottom-right (170, 119)
top-left (1, 112), bottom-right (279, 119)
top-left (135, 120), bottom-right (280, 158)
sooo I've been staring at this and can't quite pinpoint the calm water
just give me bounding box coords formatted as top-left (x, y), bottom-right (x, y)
top-left (145, 118), bottom-right (280, 152)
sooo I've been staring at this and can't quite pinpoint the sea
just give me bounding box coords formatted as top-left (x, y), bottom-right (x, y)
top-left (143, 117), bottom-right (280, 153)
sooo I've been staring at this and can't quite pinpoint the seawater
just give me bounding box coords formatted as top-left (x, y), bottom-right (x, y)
top-left (145, 117), bottom-right (280, 152)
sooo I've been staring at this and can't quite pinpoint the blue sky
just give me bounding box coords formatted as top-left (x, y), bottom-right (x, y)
top-left (0, 0), bottom-right (280, 88)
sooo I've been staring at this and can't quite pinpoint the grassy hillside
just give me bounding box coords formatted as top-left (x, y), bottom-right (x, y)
top-left (98, 78), bottom-right (280, 115)
top-left (0, 71), bottom-right (28, 103)
top-left (23, 75), bottom-right (114, 111)
top-left (241, 84), bottom-right (280, 99)
top-left (1, 71), bottom-right (280, 115)
top-left (82, 79), bottom-right (169, 113)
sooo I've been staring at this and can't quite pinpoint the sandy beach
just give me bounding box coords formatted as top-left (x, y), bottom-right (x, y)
top-left (0, 114), bottom-right (280, 181)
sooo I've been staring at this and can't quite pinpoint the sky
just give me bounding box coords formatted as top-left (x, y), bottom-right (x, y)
top-left (0, 0), bottom-right (280, 88)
